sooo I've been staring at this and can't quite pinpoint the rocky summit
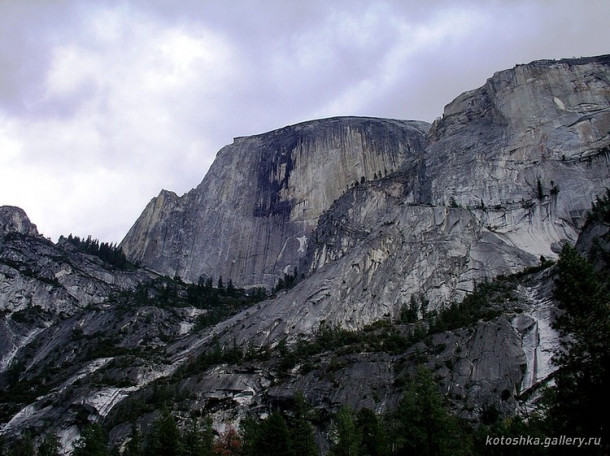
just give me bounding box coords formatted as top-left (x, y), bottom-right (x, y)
top-left (120, 117), bottom-right (429, 290)
top-left (1, 54), bottom-right (610, 453)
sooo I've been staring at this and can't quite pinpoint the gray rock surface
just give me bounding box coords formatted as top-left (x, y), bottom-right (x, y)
top-left (211, 57), bottom-right (610, 344)
top-left (222, 180), bottom-right (536, 347)
top-left (120, 117), bottom-right (429, 289)
top-left (2, 55), bottom-right (610, 452)
top-left (122, 55), bottom-right (610, 337)
top-left (423, 55), bottom-right (610, 259)
top-left (0, 222), bottom-right (202, 449)
top-left (0, 206), bottom-right (39, 238)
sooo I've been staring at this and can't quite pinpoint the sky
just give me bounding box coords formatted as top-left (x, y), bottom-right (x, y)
top-left (0, 1), bottom-right (608, 243)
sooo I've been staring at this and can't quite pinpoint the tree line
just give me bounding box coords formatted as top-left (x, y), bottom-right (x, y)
top-left (60, 234), bottom-right (130, 269)
top-left (5, 373), bottom-right (473, 456)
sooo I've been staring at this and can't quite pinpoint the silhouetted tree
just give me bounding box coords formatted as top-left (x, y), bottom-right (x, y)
top-left (226, 279), bottom-right (236, 297)
top-left (5, 431), bottom-right (35, 456)
top-left (259, 413), bottom-right (294, 456)
top-left (289, 393), bottom-right (317, 456)
top-left (124, 424), bottom-right (143, 456)
top-left (211, 428), bottom-right (241, 456)
top-left (393, 367), bottom-right (467, 456)
top-left (537, 179), bottom-right (544, 199)
top-left (183, 415), bottom-right (213, 456)
top-left (37, 434), bottom-right (60, 456)
top-left (357, 408), bottom-right (388, 456)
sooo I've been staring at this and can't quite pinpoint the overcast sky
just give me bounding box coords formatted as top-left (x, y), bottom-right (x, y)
top-left (1, 1), bottom-right (608, 243)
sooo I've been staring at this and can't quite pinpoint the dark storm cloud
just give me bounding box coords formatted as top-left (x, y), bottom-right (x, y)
top-left (0, 0), bottom-right (608, 242)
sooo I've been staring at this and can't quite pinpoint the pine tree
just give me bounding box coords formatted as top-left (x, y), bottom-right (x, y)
top-left (240, 416), bottom-right (262, 456)
top-left (242, 413), bottom-right (294, 456)
top-left (289, 393), bottom-right (317, 456)
top-left (72, 424), bottom-right (109, 456)
top-left (226, 278), bottom-right (236, 297)
top-left (205, 277), bottom-right (214, 289)
top-left (356, 408), bottom-right (388, 456)
top-left (37, 434), bottom-right (60, 456)
top-left (124, 423), bottom-right (143, 456)
top-left (6, 431), bottom-right (35, 456)
top-left (259, 413), bottom-right (294, 456)
top-left (146, 406), bottom-right (182, 456)
top-left (400, 296), bottom-right (419, 323)
top-left (183, 415), bottom-right (213, 456)
top-left (549, 244), bottom-right (610, 437)
top-left (328, 405), bottom-right (361, 456)
top-left (393, 367), bottom-right (466, 456)
top-left (211, 428), bottom-right (241, 456)
top-left (537, 178), bottom-right (544, 199)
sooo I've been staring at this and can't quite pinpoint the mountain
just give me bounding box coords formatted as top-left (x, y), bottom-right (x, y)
top-left (123, 54), bottom-right (610, 334)
top-left (120, 117), bottom-right (429, 290)
top-left (1, 54), bottom-right (609, 453)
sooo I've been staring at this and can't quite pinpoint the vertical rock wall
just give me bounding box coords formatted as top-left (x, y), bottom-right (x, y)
top-left (218, 55), bottom-right (610, 342)
top-left (120, 117), bottom-right (429, 288)
top-left (424, 55), bottom-right (610, 258)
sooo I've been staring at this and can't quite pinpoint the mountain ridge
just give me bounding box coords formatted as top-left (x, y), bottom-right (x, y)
top-left (1, 54), bottom-right (610, 453)
top-left (122, 54), bottom-right (610, 296)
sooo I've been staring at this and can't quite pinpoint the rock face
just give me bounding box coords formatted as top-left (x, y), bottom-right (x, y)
top-left (0, 212), bottom-right (157, 374)
top-left (423, 55), bottom-right (610, 259)
top-left (2, 55), bottom-right (610, 452)
top-left (120, 117), bottom-right (429, 288)
top-left (177, 55), bottom-right (610, 344)
top-left (0, 210), bottom-right (560, 447)
top-left (224, 182), bottom-right (536, 346)
top-left (0, 210), bottom-right (205, 449)
top-left (0, 206), bottom-right (39, 238)
top-left (123, 55), bottom-right (610, 323)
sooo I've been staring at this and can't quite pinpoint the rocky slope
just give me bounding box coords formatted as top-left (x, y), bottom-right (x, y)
top-left (0, 204), bottom-right (563, 449)
top-left (0, 208), bottom-right (230, 450)
top-left (0, 208), bottom-right (155, 371)
top-left (1, 54), bottom-right (609, 452)
top-left (0, 209), bottom-right (557, 450)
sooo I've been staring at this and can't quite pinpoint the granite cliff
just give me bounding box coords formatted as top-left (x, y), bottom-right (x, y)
top-left (1, 55), bottom-right (609, 452)
top-left (123, 54), bottom-right (610, 327)
top-left (0, 206), bottom-right (562, 450)
top-left (424, 55), bottom-right (610, 258)
top-left (121, 117), bottom-right (429, 289)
